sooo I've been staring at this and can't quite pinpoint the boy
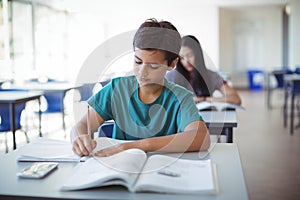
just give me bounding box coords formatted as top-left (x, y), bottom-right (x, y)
top-left (71, 19), bottom-right (210, 157)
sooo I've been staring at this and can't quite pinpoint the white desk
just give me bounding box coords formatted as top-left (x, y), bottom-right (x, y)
top-left (0, 91), bottom-right (43, 149)
top-left (0, 143), bottom-right (248, 200)
top-left (200, 111), bottom-right (237, 143)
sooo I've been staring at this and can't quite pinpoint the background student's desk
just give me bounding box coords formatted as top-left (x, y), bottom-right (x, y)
top-left (200, 111), bottom-right (237, 143)
top-left (98, 111), bottom-right (238, 143)
top-left (0, 143), bottom-right (248, 200)
top-left (0, 91), bottom-right (43, 149)
top-left (283, 74), bottom-right (300, 134)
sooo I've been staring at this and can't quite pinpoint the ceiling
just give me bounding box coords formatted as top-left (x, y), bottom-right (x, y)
top-left (18, 0), bottom-right (290, 12)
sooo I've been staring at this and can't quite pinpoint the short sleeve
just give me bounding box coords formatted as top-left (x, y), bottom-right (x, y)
top-left (177, 91), bottom-right (204, 132)
top-left (87, 82), bottom-right (114, 121)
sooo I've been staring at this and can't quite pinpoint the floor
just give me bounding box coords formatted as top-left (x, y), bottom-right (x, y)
top-left (234, 90), bottom-right (300, 200)
top-left (1, 89), bottom-right (300, 200)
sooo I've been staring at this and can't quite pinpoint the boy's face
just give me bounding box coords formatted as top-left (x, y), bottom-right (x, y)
top-left (133, 49), bottom-right (174, 87)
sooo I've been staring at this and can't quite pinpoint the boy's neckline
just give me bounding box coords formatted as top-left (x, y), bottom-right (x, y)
top-left (137, 84), bottom-right (165, 105)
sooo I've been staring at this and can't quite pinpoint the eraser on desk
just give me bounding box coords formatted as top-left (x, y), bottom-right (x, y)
top-left (17, 162), bottom-right (59, 179)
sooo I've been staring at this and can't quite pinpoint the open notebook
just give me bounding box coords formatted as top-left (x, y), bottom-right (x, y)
top-left (16, 137), bottom-right (127, 162)
top-left (16, 138), bottom-right (86, 162)
top-left (196, 101), bottom-right (245, 111)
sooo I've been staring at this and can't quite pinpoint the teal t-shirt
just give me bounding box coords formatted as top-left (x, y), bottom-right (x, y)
top-left (88, 76), bottom-right (203, 140)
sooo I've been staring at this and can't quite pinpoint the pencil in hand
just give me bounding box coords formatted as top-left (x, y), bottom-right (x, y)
top-left (87, 104), bottom-right (96, 156)
top-left (87, 105), bottom-right (91, 136)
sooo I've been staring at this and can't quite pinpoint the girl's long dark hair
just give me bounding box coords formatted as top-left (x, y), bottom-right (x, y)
top-left (176, 35), bottom-right (212, 97)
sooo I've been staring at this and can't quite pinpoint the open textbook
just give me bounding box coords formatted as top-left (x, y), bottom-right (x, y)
top-left (196, 101), bottom-right (245, 111)
top-left (61, 147), bottom-right (218, 194)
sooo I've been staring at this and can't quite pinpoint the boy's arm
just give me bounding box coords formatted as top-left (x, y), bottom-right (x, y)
top-left (71, 108), bottom-right (105, 156)
top-left (94, 120), bottom-right (210, 157)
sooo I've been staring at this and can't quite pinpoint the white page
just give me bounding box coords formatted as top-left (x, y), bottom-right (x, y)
top-left (134, 155), bottom-right (216, 194)
top-left (61, 148), bottom-right (147, 191)
top-left (211, 102), bottom-right (245, 111)
top-left (92, 137), bottom-right (130, 153)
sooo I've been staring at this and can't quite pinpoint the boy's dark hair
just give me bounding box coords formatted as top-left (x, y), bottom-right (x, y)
top-left (176, 35), bottom-right (212, 97)
top-left (133, 18), bottom-right (181, 66)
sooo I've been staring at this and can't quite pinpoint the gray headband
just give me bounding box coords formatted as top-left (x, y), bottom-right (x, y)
top-left (133, 27), bottom-right (181, 55)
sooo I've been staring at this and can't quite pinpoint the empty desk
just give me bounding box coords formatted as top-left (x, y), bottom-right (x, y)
top-left (0, 91), bottom-right (43, 149)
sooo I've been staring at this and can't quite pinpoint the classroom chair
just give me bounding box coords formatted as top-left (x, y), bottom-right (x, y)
top-left (287, 79), bottom-right (300, 134)
top-left (77, 80), bottom-right (110, 102)
top-left (100, 80), bottom-right (111, 87)
top-left (274, 68), bottom-right (293, 87)
top-left (43, 79), bottom-right (67, 113)
top-left (28, 78), bottom-right (67, 113)
top-left (267, 67), bottom-right (293, 109)
top-left (77, 83), bottom-right (95, 102)
top-left (294, 66), bottom-right (300, 74)
top-left (28, 78), bottom-right (70, 132)
top-left (42, 92), bottom-right (65, 113)
top-left (98, 122), bottom-right (114, 138)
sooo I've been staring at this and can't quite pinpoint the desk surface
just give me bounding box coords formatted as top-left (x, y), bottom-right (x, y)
top-left (12, 82), bottom-right (81, 92)
top-left (0, 143), bottom-right (248, 200)
top-left (0, 91), bottom-right (43, 103)
top-left (200, 111), bottom-right (237, 128)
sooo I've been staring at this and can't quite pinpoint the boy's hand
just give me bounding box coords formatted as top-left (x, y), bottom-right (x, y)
top-left (72, 135), bottom-right (96, 156)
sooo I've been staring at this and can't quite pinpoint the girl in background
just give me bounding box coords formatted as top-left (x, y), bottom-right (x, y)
top-left (166, 35), bottom-right (241, 105)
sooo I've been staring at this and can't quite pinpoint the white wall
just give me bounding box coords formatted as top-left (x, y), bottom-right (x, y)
top-left (65, 0), bottom-right (219, 81)
top-left (219, 6), bottom-right (283, 88)
top-left (3, 0), bottom-right (293, 86)
top-left (289, 0), bottom-right (300, 68)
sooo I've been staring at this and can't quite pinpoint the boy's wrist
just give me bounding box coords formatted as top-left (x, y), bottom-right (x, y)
top-left (129, 139), bottom-right (150, 152)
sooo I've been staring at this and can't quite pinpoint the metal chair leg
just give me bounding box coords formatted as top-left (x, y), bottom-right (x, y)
top-left (24, 131), bottom-right (30, 143)
top-left (296, 97), bottom-right (300, 128)
top-left (290, 94), bottom-right (295, 134)
top-left (4, 132), bottom-right (8, 153)
top-left (283, 87), bottom-right (288, 127)
top-left (217, 135), bottom-right (221, 143)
